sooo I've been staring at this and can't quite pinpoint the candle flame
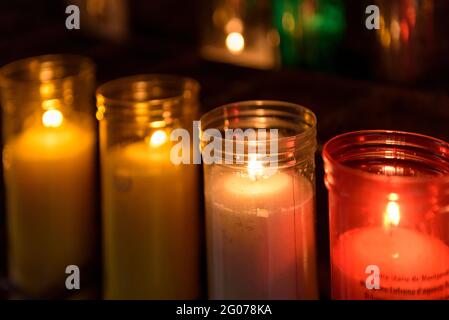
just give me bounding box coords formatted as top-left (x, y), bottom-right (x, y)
top-left (149, 130), bottom-right (167, 148)
top-left (42, 109), bottom-right (63, 128)
top-left (226, 32), bottom-right (245, 54)
top-left (247, 154), bottom-right (264, 180)
top-left (384, 193), bottom-right (401, 228)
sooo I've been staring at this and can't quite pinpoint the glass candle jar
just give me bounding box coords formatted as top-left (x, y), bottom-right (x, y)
top-left (200, 0), bottom-right (279, 69)
top-left (200, 100), bottom-right (319, 300)
top-left (97, 75), bottom-right (201, 299)
top-left (323, 130), bottom-right (449, 300)
top-left (0, 54), bottom-right (97, 298)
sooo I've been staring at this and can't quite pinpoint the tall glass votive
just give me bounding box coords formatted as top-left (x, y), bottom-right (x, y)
top-left (200, 101), bottom-right (319, 299)
top-left (0, 54), bottom-right (97, 297)
top-left (323, 130), bottom-right (449, 300)
top-left (97, 75), bottom-right (201, 299)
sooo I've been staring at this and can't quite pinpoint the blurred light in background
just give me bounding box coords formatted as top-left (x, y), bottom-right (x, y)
top-left (200, 0), bottom-right (279, 69)
top-left (69, 0), bottom-right (129, 42)
top-left (273, 0), bottom-right (346, 70)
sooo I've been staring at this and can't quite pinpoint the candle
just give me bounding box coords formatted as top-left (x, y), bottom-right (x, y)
top-left (201, 100), bottom-right (319, 300)
top-left (103, 129), bottom-right (200, 299)
top-left (323, 130), bottom-right (449, 300)
top-left (332, 196), bottom-right (449, 300)
top-left (205, 160), bottom-right (318, 299)
top-left (3, 110), bottom-right (96, 296)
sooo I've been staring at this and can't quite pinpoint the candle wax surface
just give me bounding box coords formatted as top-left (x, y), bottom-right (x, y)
top-left (332, 227), bottom-right (449, 299)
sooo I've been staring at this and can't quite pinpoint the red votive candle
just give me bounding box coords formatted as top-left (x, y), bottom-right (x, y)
top-left (323, 130), bottom-right (449, 300)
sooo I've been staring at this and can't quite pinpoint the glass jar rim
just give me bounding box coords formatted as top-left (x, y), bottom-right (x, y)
top-left (0, 54), bottom-right (95, 86)
top-left (96, 74), bottom-right (200, 107)
top-left (200, 100), bottom-right (317, 167)
top-left (200, 100), bottom-right (317, 146)
top-left (323, 130), bottom-right (449, 184)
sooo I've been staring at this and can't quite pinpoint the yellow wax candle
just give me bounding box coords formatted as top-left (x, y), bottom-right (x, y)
top-left (3, 111), bottom-right (96, 296)
top-left (205, 163), bottom-right (318, 299)
top-left (103, 129), bottom-right (200, 299)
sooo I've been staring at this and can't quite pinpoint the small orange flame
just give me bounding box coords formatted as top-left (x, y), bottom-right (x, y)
top-left (384, 193), bottom-right (400, 227)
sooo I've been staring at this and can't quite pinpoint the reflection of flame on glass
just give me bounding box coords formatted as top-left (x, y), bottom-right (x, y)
top-left (226, 32), bottom-right (245, 54)
top-left (149, 130), bottom-right (167, 148)
top-left (247, 154), bottom-right (264, 180)
top-left (149, 120), bottom-right (166, 129)
top-left (42, 109), bottom-right (63, 128)
top-left (225, 18), bottom-right (243, 34)
top-left (40, 83), bottom-right (55, 97)
top-left (384, 193), bottom-right (400, 228)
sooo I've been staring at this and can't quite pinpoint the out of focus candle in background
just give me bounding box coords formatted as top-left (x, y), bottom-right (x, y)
top-left (324, 130), bottom-right (449, 300)
top-left (97, 75), bottom-right (201, 299)
top-left (201, 101), bottom-right (319, 299)
top-left (200, 0), bottom-right (279, 69)
top-left (0, 55), bottom-right (97, 298)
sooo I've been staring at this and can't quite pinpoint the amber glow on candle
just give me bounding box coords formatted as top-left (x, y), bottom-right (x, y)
top-left (103, 122), bottom-right (200, 299)
top-left (5, 111), bottom-right (95, 296)
top-left (42, 109), bottom-right (64, 128)
top-left (149, 129), bottom-right (168, 148)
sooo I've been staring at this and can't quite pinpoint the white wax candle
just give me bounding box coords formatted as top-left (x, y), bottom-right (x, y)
top-left (103, 130), bottom-right (200, 299)
top-left (3, 114), bottom-right (96, 296)
top-left (205, 165), bottom-right (318, 299)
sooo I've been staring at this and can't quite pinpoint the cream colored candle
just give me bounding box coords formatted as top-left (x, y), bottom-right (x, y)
top-left (205, 162), bottom-right (318, 300)
top-left (3, 111), bottom-right (96, 296)
top-left (103, 129), bottom-right (200, 299)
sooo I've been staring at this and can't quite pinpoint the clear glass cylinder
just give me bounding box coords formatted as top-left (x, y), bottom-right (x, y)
top-left (97, 75), bottom-right (201, 299)
top-left (0, 54), bottom-right (97, 297)
top-left (323, 130), bottom-right (449, 300)
top-left (200, 100), bottom-right (319, 300)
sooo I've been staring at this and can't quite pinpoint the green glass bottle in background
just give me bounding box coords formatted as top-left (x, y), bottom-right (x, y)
top-left (273, 0), bottom-right (346, 71)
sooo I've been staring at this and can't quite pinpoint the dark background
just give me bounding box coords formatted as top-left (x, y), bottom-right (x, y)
top-left (1, 0), bottom-right (449, 299)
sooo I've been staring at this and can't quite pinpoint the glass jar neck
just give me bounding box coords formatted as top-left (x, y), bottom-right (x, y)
top-left (0, 54), bottom-right (94, 102)
top-left (323, 130), bottom-right (449, 197)
top-left (96, 74), bottom-right (199, 127)
top-left (200, 100), bottom-right (317, 168)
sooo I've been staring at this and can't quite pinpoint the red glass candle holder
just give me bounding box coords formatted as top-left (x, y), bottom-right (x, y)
top-left (323, 130), bottom-right (449, 300)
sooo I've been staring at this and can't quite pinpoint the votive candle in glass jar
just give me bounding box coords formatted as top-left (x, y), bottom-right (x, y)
top-left (97, 75), bottom-right (201, 299)
top-left (0, 54), bottom-right (97, 298)
top-left (323, 130), bottom-right (449, 300)
top-left (200, 100), bottom-right (319, 300)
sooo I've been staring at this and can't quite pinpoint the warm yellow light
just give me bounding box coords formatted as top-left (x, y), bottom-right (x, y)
top-left (39, 83), bottom-right (55, 97)
top-left (225, 18), bottom-right (243, 34)
top-left (384, 193), bottom-right (401, 228)
top-left (390, 19), bottom-right (401, 41)
top-left (282, 12), bottom-right (295, 33)
top-left (380, 29), bottom-right (391, 48)
top-left (226, 32), bottom-right (245, 54)
top-left (96, 106), bottom-right (105, 121)
top-left (42, 109), bottom-right (63, 128)
top-left (247, 154), bottom-right (264, 180)
top-left (149, 130), bottom-right (167, 148)
top-left (42, 99), bottom-right (61, 110)
top-left (149, 120), bottom-right (167, 129)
